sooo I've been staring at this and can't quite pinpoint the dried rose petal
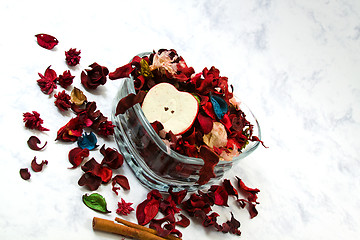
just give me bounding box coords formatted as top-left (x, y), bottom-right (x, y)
top-left (136, 198), bottom-right (160, 226)
top-left (56, 117), bottom-right (83, 142)
top-left (81, 158), bottom-right (112, 183)
top-left (197, 113), bottom-right (213, 134)
top-left (68, 147), bottom-right (89, 169)
top-left (81, 62), bottom-right (109, 89)
top-left (97, 121), bottom-right (115, 137)
top-left (100, 144), bottom-right (123, 169)
top-left (116, 198), bottom-right (134, 216)
top-left (23, 111), bottom-right (49, 131)
top-left (65, 48), bottom-right (81, 66)
top-left (57, 70), bottom-right (74, 89)
top-left (35, 34), bottom-right (58, 50)
top-left (20, 168), bottom-right (31, 180)
top-left (176, 214), bottom-right (190, 228)
top-left (31, 156), bottom-right (48, 172)
top-left (78, 172), bottom-right (102, 191)
top-left (236, 177), bottom-right (260, 203)
top-left (222, 179), bottom-right (238, 198)
top-left (27, 136), bottom-right (47, 151)
top-left (196, 146), bottom-right (219, 185)
top-left (37, 66), bottom-right (57, 95)
top-left (115, 91), bottom-right (146, 115)
top-left (112, 175), bottom-right (130, 195)
top-left (209, 185), bottom-right (229, 206)
top-left (54, 90), bottom-right (71, 111)
top-left (168, 187), bottom-right (187, 205)
top-left (70, 87), bottom-right (87, 105)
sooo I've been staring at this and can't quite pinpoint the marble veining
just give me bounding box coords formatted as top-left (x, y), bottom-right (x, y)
top-left (1, 0), bottom-right (360, 239)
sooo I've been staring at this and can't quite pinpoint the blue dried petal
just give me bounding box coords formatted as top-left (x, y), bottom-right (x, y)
top-left (78, 132), bottom-right (98, 150)
top-left (210, 95), bottom-right (228, 119)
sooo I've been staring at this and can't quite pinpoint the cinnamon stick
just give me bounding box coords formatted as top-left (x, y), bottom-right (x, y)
top-left (92, 217), bottom-right (167, 240)
top-left (115, 217), bottom-right (182, 240)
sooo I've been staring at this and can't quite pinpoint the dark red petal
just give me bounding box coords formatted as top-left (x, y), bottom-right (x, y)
top-left (196, 146), bottom-right (220, 185)
top-left (136, 198), bottom-right (160, 226)
top-left (27, 136), bottom-right (47, 151)
top-left (209, 185), bottom-right (229, 206)
top-left (35, 34), bottom-right (58, 50)
top-left (20, 168), bottom-right (31, 180)
top-left (176, 214), bottom-right (190, 228)
top-left (100, 144), bottom-right (124, 169)
top-left (249, 202), bottom-right (259, 218)
top-left (115, 91), bottom-right (146, 115)
top-left (109, 63), bottom-right (133, 80)
top-left (236, 177), bottom-right (260, 195)
top-left (68, 147), bottom-right (89, 169)
top-left (223, 179), bottom-right (238, 198)
top-left (82, 158), bottom-right (112, 183)
top-left (78, 172), bottom-right (102, 191)
top-left (31, 156), bottom-right (48, 172)
top-left (250, 136), bottom-right (268, 148)
top-left (168, 187), bottom-right (187, 205)
top-left (111, 175), bottom-right (130, 195)
top-left (197, 112), bottom-right (213, 134)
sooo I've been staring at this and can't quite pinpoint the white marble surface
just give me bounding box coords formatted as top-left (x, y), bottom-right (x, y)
top-left (1, 0), bottom-right (360, 239)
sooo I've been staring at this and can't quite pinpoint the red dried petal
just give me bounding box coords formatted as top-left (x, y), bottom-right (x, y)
top-left (111, 175), bottom-right (130, 195)
top-left (20, 168), bottom-right (31, 180)
top-left (197, 112), bottom-right (213, 134)
top-left (109, 62), bottom-right (133, 80)
top-left (23, 111), bottom-right (49, 131)
top-left (176, 214), bottom-right (190, 228)
top-left (78, 172), bottom-right (102, 191)
top-left (97, 121), bottom-right (115, 137)
top-left (196, 146), bottom-right (219, 185)
top-left (35, 34), bottom-right (58, 50)
top-left (236, 176), bottom-right (260, 202)
top-left (100, 144), bottom-right (123, 169)
top-left (31, 156), bottom-right (48, 172)
top-left (115, 91), bottom-right (146, 115)
top-left (116, 198), bottom-right (134, 216)
top-left (56, 117), bottom-right (83, 142)
top-left (27, 136), bottom-right (47, 151)
top-left (136, 198), bottom-right (160, 226)
top-left (65, 48), bottom-right (81, 66)
top-left (54, 90), bottom-right (71, 111)
top-left (37, 66), bottom-right (57, 95)
top-left (209, 185), bottom-right (229, 206)
top-left (248, 202), bottom-right (259, 219)
top-left (57, 70), bottom-right (74, 89)
top-left (81, 158), bottom-right (112, 183)
top-left (68, 147), bottom-right (89, 169)
top-left (222, 179), bottom-right (239, 198)
top-left (168, 187), bottom-right (187, 205)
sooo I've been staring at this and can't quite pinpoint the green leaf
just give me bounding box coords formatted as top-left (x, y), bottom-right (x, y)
top-left (82, 193), bottom-right (111, 213)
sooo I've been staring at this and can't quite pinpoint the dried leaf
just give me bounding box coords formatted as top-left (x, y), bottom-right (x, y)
top-left (82, 193), bottom-right (110, 213)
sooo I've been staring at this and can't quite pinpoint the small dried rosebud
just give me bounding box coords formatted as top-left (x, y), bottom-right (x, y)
top-left (37, 66), bottom-right (57, 95)
top-left (65, 48), bottom-right (81, 66)
top-left (57, 70), bottom-right (75, 88)
top-left (54, 90), bottom-right (71, 111)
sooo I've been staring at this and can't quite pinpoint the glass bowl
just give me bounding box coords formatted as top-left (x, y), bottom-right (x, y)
top-left (112, 53), bottom-right (261, 192)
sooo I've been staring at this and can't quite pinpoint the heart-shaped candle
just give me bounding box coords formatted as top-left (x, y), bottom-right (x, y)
top-left (141, 83), bottom-right (199, 135)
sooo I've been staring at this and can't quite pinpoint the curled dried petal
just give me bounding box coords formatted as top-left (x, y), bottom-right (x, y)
top-left (20, 168), bottom-right (31, 180)
top-left (100, 144), bottom-right (123, 169)
top-left (112, 175), bottom-right (130, 195)
top-left (68, 147), bottom-right (89, 169)
top-left (78, 172), bottom-right (102, 191)
top-left (31, 156), bottom-right (48, 172)
top-left (35, 34), bottom-right (58, 50)
top-left (196, 146), bottom-right (219, 185)
top-left (136, 198), bottom-right (160, 226)
top-left (115, 91), bottom-right (146, 115)
top-left (70, 87), bottom-right (87, 105)
top-left (27, 136), bottom-right (47, 151)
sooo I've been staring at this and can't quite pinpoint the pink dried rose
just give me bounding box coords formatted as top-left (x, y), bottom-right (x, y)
top-left (23, 111), bottom-right (49, 131)
top-left (65, 48), bottom-right (81, 66)
top-left (35, 34), bottom-right (58, 50)
top-left (37, 66), bottom-right (57, 95)
top-left (57, 70), bottom-right (74, 88)
top-left (81, 62), bottom-right (109, 89)
top-left (54, 90), bottom-right (71, 111)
